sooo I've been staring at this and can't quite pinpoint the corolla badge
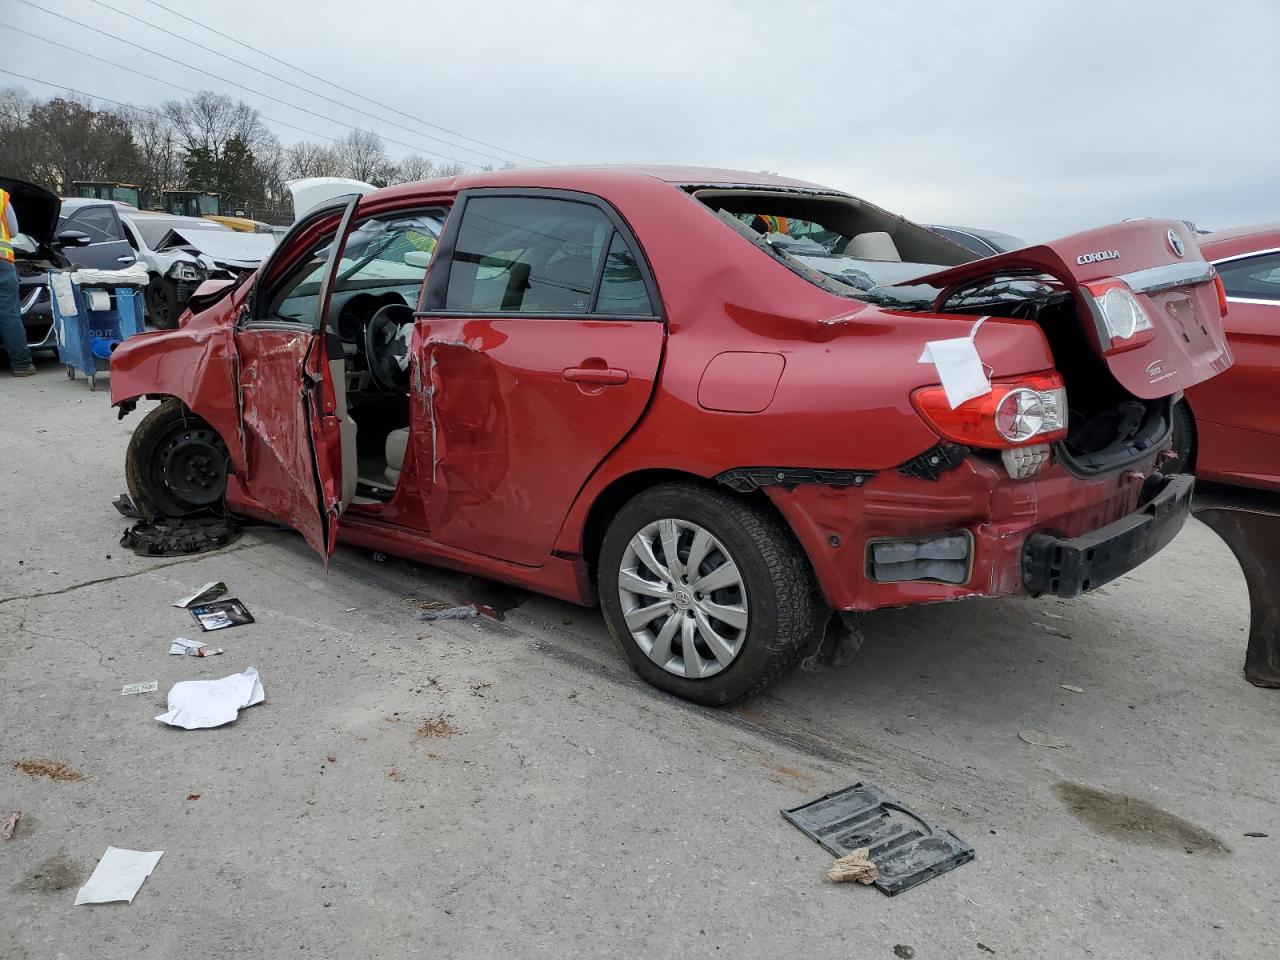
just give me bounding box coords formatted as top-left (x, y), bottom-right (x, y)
top-left (1076, 249), bottom-right (1121, 265)
top-left (1167, 228), bottom-right (1186, 257)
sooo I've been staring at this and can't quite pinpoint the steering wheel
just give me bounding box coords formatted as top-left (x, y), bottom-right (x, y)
top-left (363, 302), bottom-right (415, 393)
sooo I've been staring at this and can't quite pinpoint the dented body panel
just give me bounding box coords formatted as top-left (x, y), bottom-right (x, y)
top-left (109, 165), bottom-right (1228, 616)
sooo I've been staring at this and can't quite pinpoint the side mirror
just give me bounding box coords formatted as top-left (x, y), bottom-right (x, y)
top-left (55, 230), bottom-right (92, 248)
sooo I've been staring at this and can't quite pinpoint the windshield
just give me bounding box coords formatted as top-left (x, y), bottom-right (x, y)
top-left (130, 217), bottom-right (228, 248)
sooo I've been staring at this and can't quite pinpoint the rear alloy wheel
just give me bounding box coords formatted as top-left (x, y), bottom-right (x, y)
top-left (125, 400), bottom-right (230, 518)
top-left (599, 484), bottom-right (824, 705)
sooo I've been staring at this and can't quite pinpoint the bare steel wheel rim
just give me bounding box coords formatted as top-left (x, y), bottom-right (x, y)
top-left (618, 518), bottom-right (749, 679)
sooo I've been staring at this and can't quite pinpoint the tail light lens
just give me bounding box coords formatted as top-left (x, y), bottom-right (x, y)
top-left (912, 372), bottom-right (1068, 449)
top-left (1082, 280), bottom-right (1155, 352)
top-left (1213, 273), bottom-right (1229, 318)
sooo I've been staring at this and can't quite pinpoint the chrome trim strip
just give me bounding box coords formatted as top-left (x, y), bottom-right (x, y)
top-left (1225, 296), bottom-right (1280, 306)
top-left (1210, 246), bottom-right (1280, 267)
top-left (19, 285), bottom-right (43, 314)
top-left (1118, 260), bottom-right (1215, 294)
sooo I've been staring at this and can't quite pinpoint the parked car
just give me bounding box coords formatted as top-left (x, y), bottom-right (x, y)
top-left (110, 166), bottom-right (1230, 704)
top-left (4, 180), bottom-right (138, 354)
top-left (118, 211), bottom-right (276, 329)
top-left (926, 224), bottom-right (1026, 257)
top-left (1171, 223), bottom-right (1280, 490)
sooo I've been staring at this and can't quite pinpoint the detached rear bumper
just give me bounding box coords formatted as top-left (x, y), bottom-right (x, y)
top-left (1022, 473), bottom-right (1193, 597)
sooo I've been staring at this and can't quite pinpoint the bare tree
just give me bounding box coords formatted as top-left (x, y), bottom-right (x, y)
top-left (0, 86), bottom-right (37, 184)
top-left (125, 107), bottom-right (185, 199)
top-left (434, 161), bottom-right (469, 178)
top-left (390, 153), bottom-right (435, 184)
top-left (335, 129), bottom-right (391, 185)
top-left (284, 140), bottom-right (344, 180)
top-left (164, 92), bottom-right (269, 164)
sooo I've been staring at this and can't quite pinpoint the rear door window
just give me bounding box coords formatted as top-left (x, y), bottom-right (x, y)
top-left (1217, 252), bottom-right (1280, 302)
top-left (63, 205), bottom-right (123, 244)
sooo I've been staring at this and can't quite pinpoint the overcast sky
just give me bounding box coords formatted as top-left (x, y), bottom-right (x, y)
top-left (8, 0), bottom-right (1279, 239)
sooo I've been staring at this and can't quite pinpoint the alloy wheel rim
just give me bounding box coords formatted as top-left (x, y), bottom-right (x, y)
top-left (618, 518), bottom-right (749, 679)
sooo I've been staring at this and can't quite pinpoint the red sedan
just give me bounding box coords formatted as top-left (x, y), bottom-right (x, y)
top-left (1173, 224), bottom-right (1280, 491)
top-left (109, 167), bottom-right (1230, 704)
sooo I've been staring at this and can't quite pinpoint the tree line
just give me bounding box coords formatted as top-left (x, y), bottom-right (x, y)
top-left (0, 87), bottom-right (491, 223)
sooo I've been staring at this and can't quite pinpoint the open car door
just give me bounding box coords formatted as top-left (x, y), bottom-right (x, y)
top-left (232, 194), bottom-right (360, 560)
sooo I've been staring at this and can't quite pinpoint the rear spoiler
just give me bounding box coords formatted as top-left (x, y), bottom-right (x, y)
top-left (898, 219), bottom-right (1214, 302)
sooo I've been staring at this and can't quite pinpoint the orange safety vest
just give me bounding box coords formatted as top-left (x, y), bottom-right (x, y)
top-left (757, 214), bottom-right (789, 235)
top-left (0, 189), bottom-right (13, 263)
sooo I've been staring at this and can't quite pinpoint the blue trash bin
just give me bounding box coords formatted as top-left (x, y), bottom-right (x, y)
top-left (51, 275), bottom-right (147, 391)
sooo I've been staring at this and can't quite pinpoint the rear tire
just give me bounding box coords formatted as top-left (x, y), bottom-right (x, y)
top-left (145, 276), bottom-right (178, 330)
top-left (125, 400), bottom-right (230, 518)
top-left (599, 483), bottom-right (824, 706)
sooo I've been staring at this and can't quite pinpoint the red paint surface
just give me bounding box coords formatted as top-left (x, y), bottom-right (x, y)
top-left (108, 166), bottom-right (1229, 610)
top-left (1185, 227), bottom-right (1280, 492)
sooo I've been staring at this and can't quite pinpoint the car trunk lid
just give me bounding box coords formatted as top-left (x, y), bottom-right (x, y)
top-left (901, 219), bottom-right (1232, 399)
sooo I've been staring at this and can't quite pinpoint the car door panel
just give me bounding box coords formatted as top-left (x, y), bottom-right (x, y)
top-left (423, 317), bottom-right (663, 567)
top-left (64, 205), bottom-right (135, 269)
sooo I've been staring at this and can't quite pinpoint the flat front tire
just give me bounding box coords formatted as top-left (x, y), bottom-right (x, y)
top-left (599, 483), bottom-right (824, 706)
top-left (125, 400), bottom-right (230, 518)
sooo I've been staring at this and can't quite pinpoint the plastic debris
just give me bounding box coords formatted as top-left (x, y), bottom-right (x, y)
top-left (189, 599), bottom-right (254, 632)
top-left (0, 810), bottom-right (19, 840)
top-left (121, 515), bottom-right (240, 556)
top-left (112, 493), bottom-right (139, 518)
top-left (74, 847), bottom-right (163, 905)
top-left (1060, 684), bottom-right (1084, 693)
top-left (156, 667), bottom-right (265, 730)
top-left (1019, 729), bottom-right (1069, 749)
top-left (121, 680), bottom-right (158, 696)
top-left (169, 637), bottom-right (223, 658)
top-left (173, 581), bottom-right (228, 608)
top-left (1244, 831), bottom-right (1269, 838)
top-left (419, 603), bottom-right (479, 622)
top-left (827, 847), bottom-right (878, 884)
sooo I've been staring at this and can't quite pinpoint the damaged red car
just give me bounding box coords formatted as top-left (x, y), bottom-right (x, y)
top-left (110, 167), bottom-right (1232, 704)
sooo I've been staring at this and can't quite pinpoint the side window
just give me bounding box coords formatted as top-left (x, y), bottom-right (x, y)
top-left (267, 209), bottom-right (445, 324)
top-left (66, 206), bottom-right (122, 244)
top-left (596, 231), bottom-right (653, 315)
top-left (444, 197), bottom-right (609, 314)
top-left (1217, 252), bottom-right (1280, 302)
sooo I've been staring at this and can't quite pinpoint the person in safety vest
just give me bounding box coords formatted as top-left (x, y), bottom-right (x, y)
top-left (750, 214), bottom-right (790, 236)
top-left (0, 187), bottom-right (35, 376)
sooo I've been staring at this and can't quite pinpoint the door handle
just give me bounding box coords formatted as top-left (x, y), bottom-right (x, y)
top-left (562, 366), bottom-right (629, 385)
top-left (116, 255), bottom-right (135, 263)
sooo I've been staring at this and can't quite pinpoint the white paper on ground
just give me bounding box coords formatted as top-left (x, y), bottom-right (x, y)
top-left (918, 316), bottom-right (991, 409)
top-left (74, 847), bottom-right (163, 905)
top-left (155, 666), bottom-right (265, 729)
top-left (172, 581), bottom-right (227, 608)
top-left (121, 680), bottom-right (158, 696)
top-left (169, 637), bottom-right (223, 657)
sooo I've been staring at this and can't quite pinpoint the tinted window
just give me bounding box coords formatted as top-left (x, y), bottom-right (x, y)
top-left (932, 227), bottom-right (995, 256)
top-left (596, 231), bottom-right (653, 314)
top-left (1217, 252), bottom-right (1280, 302)
top-left (64, 206), bottom-right (121, 244)
top-left (444, 197), bottom-right (609, 314)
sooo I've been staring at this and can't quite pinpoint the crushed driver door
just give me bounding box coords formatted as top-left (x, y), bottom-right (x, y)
top-left (233, 194), bottom-right (360, 560)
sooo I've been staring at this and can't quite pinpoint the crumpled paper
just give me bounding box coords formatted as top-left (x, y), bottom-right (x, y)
top-left (827, 847), bottom-right (878, 884)
top-left (155, 666), bottom-right (265, 729)
top-left (74, 847), bottom-right (163, 905)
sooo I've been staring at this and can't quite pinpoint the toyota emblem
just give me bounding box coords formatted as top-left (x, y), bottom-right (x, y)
top-left (1167, 228), bottom-right (1185, 257)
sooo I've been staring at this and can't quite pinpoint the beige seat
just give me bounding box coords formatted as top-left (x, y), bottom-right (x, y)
top-left (385, 428), bottom-right (410, 485)
top-left (328, 358), bottom-right (358, 510)
top-left (843, 231), bottom-right (902, 261)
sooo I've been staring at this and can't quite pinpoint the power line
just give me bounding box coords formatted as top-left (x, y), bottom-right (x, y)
top-left (15, 0), bottom-right (485, 169)
top-left (137, 0), bottom-right (549, 166)
top-left (85, 0), bottom-right (531, 168)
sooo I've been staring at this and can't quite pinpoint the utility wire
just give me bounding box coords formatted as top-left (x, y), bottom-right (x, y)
top-left (85, 0), bottom-right (528, 168)
top-left (137, 0), bottom-right (549, 165)
top-left (15, 0), bottom-right (485, 169)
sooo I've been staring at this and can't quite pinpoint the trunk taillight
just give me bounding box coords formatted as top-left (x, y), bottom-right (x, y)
top-left (1082, 280), bottom-right (1156, 353)
top-left (1213, 273), bottom-right (1229, 318)
top-left (912, 372), bottom-right (1068, 450)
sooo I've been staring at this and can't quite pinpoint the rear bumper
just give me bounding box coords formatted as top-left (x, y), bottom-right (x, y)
top-left (765, 450), bottom-right (1173, 611)
top-left (1022, 473), bottom-right (1193, 597)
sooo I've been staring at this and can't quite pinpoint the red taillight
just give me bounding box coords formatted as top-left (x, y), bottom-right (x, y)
top-left (1081, 279), bottom-right (1157, 353)
top-left (1213, 273), bottom-right (1229, 318)
top-left (912, 371), bottom-right (1069, 449)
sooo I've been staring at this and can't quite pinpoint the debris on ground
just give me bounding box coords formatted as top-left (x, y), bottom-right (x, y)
top-left (413, 599), bottom-right (450, 610)
top-left (18, 854), bottom-right (82, 892)
top-left (122, 680), bottom-right (159, 696)
top-left (10, 759), bottom-right (85, 782)
top-left (414, 713), bottom-right (458, 740)
top-left (1019, 730), bottom-right (1069, 749)
top-left (186, 794), bottom-right (200, 801)
top-left (387, 768), bottom-right (405, 782)
top-left (1, 810), bottom-right (20, 840)
top-left (73, 847), bottom-right (163, 905)
top-left (155, 666), bottom-right (265, 730)
top-left (1243, 831), bottom-right (1268, 838)
top-left (1060, 684), bottom-right (1085, 693)
top-left (783, 783), bottom-right (974, 895)
top-left (169, 637), bottom-right (224, 657)
top-left (893, 946), bottom-right (916, 960)
top-left (189, 598), bottom-right (254, 632)
top-left (121, 515), bottom-right (241, 556)
top-left (112, 493), bottom-right (139, 518)
top-left (827, 847), bottom-right (877, 883)
top-left (172, 581), bottom-right (228, 608)
top-left (419, 604), bottom-right (478, 622)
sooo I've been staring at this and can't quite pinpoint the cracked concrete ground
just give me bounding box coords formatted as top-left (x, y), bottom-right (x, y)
top-left (2, 357), bottom-right (1277, 960)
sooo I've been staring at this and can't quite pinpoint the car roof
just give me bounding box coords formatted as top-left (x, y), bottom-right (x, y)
top-left (59, 197), bottom-right (127, 213)
top-left (1198, 223), bottom-right (1280, 261)
top-left (369, 164), bottom-right (844, 206)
